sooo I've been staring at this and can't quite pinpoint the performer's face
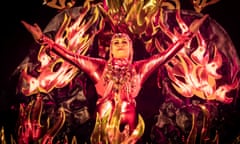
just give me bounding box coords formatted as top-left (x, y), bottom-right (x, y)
top-left (110, 34), bottom-right (131, 59)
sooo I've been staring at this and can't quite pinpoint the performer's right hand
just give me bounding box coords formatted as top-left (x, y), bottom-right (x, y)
top-left (21, 20), bottom-right (43, 43)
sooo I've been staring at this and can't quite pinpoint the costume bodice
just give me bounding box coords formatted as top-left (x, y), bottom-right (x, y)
top-left (94, 58), bottom-right (141, 105)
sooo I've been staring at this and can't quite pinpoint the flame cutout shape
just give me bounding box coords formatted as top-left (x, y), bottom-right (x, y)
top-left (190, 0), bottom-right (220, 13)
top-left (153, 11), bottom-right (237, 104)
top-left (19, 3), bottom-right (103, 96)
top-left (43, 0), bottom-right (76, 10)
top-left (41, 107), bottom-right (66, 144)
top-left (18, 95), bottom-right (46, 143)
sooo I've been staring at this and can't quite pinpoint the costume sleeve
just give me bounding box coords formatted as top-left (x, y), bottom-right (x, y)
top-left (40, 35), bottom-right (106, 83)
top-left (135, 31), bottom-right (193, 86)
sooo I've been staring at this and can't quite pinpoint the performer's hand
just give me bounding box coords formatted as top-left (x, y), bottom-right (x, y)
top-left (21, 20), bottom-right (43, 43)
top-left (189, 14), bottom-right (208, 34)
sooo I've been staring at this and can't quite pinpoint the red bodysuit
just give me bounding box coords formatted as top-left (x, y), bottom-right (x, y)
top-left (40, 31), bottom-right (193, 142)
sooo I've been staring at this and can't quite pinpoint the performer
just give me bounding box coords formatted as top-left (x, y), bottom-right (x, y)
top-left (21, 14), bottom-right (207, 143)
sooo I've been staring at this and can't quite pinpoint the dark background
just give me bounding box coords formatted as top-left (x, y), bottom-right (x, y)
top-left (0, 0), bottom-right (239, 143)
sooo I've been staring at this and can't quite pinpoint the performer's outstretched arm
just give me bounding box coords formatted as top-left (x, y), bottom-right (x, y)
top-left (21, 21), bottom-right (105, 83)
top-left (135, 14), bottom-right (208, 86)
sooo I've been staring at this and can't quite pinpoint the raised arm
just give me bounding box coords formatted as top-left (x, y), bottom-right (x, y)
top-left (21, 21), bottom-right (105, 83)
top-left (135, 14), bottom-right (208, 86)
